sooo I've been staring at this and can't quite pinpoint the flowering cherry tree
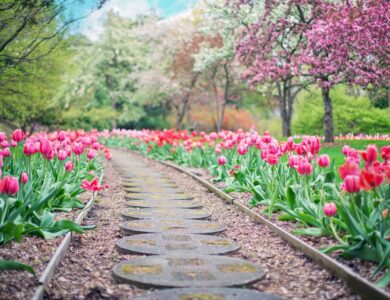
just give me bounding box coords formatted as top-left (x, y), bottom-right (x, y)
top-left (233, 0), bottom-right (389, 142)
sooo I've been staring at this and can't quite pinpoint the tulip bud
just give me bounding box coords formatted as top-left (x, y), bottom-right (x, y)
top-left (381, 146), bottom-right (390, 161)
top-left (323, 202), bottom-right (337, 217)
top-left (12, 129), bottom-right (24, 143)
top-left (0, 176), bottom-right (19, 195)
top-left (65, 161), bottom-right (74, 172)
top-left (266, 154), bottom-right (278, 165)
top-left (217, 155), bottom-right (227, 165)
top-left (11, 140), bottom-right (17, 147)
top-left (21, 172), bottom-right (29, 184)
top-left (317, 154), bottom-right (330, 168)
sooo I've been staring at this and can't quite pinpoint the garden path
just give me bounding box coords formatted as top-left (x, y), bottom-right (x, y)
top-left (111, 149), bottom-right (282, 299)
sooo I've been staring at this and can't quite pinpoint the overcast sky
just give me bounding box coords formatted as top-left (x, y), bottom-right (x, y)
top-left (75, 0), bottom-right (197, 41)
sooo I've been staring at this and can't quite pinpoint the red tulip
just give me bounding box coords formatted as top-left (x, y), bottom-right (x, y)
top-left (105, 152), bottom-right (112, 160)
top-left (20, 172), bottom-right (29, 184)
top-left (81, 177), bottom-right (108, 192)
top-left (12, 129), bottom-right (24, 142)
top-left (65, 161), bottom-right (74, 172)
top-left (339, 161), bottom-right (360, 180)
top-left (344, 175), bottom-right (361, 193)
top-left (317, 154), bottom-right (330, 168)
top-left (361, 144), bottom-right (378, 165)
top-left (359, 169), bottom-right (384, 190)
top-left (0, 176), bottom-right (19, 195)
top-left (324, 202), bottom-right (337, 217)
top-left (218, 155), bottom-right (227, 165)
top-left (381, 146), bottom-right (390, 161)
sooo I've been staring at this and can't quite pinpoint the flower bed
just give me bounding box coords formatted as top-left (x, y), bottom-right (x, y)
top-left (102, 128), bottom-right (390, 288)
top-left (0, 129), bottom-right (110, 275)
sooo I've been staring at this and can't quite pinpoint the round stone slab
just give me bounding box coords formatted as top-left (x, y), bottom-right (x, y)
top-left (125, 193), bottom-right (194, 201)
top-left (124, 187), bottom-right (183, 193)
top-left (122, 208), bottom-right (211, 220)
top-left (121, 219), bottom-right (225, 234)
top-left (127, 200), bottom-right (203, 209)
top-left (116, 233), bottom-right (240, 255)
top-left (132, 288), bottom-right (283, 300)
top-left (112, 254), bottom-right (266, 287)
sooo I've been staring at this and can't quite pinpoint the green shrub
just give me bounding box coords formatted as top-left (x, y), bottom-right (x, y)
top-left (293, 86), bottom-right (390, 135)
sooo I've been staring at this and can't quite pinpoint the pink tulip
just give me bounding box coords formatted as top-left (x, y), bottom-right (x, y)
top-left (317, 154), bottom-right (330, 168)
top-left (0, 132), bottom-right (6, 142)
top-left (342, 145), bottom-right (350, 155)
top-left (297, 158), bottom-right (312, 175)
top-left (266, 154), bottom-right (278, 165)
top-left (237, 144), bottom-right (248, 156)
top-left (21, 172), bottom-right (29, 184)
top-left (12, 129), bottom-right (24, 142)
top-left (0, 176), bottom-right (19, 195)
top-left (344, 175), bottom-right (361, 193)
top-left (40, 139), bottom-right (53, 158)
top-left (218, 155), bottom-right (227, 165)
top-left (87, 149), bottom-right (96, 159)
top-left (324, 202), bottom-right (337, 217)
top-left (381, 146), bottom-right (390, 161)
top-left (11, 141), bottom-right (17, 147)
top-left (57, 150), bottom-right (67, 161)
top-left (1, 140), bottom-right (8, 148)
top-left (92, 142), bottom-right (100, 150)
top-left (3, 148), bottom-right (10, 157)
top-left (65, 161), bottom-right (74, 172)
top-left (58, 131), bottom-right (66, 141)
top-left (72, 142), bottom-right (84, 155)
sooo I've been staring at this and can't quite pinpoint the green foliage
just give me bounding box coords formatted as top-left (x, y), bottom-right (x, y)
top-left (293, 86), bottom-right (390, 135)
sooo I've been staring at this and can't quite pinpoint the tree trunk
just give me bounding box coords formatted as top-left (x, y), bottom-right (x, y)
top-left (175, 74), bottom-right (199, 130)
top-left (106, 74), bottom-right (117, 129)
top-left (322, 87), bottom-right (334, 143)
top-left (277, 81), bottom-right (290, 137)
top-left (216, 63), bottom-right (229, 132)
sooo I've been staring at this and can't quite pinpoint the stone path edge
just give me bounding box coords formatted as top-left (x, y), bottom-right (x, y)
top-left (144, 154), bottom-right (389, 300)
top-left (31, 169), bottom-right (106, 300)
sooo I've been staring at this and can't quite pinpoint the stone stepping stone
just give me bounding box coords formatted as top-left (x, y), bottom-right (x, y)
top-left (112, 254), bottom-right (266, 288)
top-left (124, 187), bottom-right (183, 193)
top-left (127, 200), bottom-right (203, 209)
top-left (123, 182), bottom-right (178, 189)
top-left (132, 288), bottom-right (283, 300)
top-left (125, 193), bottom-right (194, 201)
top-left (121, 219), bottom-right (225, 234)
top-left (122, 208), bottom-right (211, 220)
top-left (116, 233), bottom-right (240, 255)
